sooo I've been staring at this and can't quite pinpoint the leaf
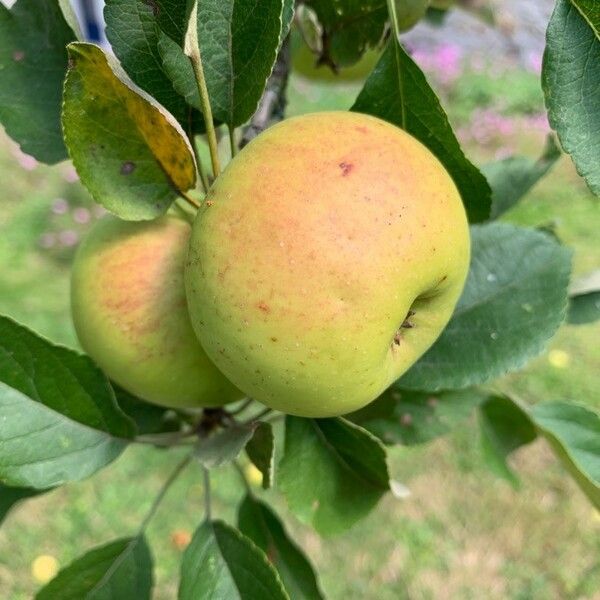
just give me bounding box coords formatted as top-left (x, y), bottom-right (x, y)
top-left (531, 401), bottom-right (600, 510)
top-left (482, 135), bottom-right (561, 219)
top-left (568, 291), bottom-right (600, 325)
top-left (62, 42), bottom-right (196, 221)
top-left (58, 0), bottom-right (84, 40)
top-left (567, 270), bottom-right (600, 325)
top-left (542, 0), bottom-right (600, 196)
top-left (400, 223), bottom-right (572, 391)
top-left (36, 536), bottom-right (153, 600)
top-left (306, 0), bottom-right (387, 67)
top-left (352, 40), bottom-right (491, 223)
top-left (104, 0), bottom-right (194, 126)
top-left (179, 520), bottom-right (288, 600)
top-left (0, 316), bottom-right (135, 489)
top-left (195, 424), bottom-right (258, 469)
top-left (238, 495), bottom-right (324, 600)
top-left (349, 387), bottom-right (486, 446)
top-left (478, 396), bottom-right (537, 487)
top-left (279, 416), bottom-right (390, 535)
top-left (164, 0), bottom-right (284, 128)
top-left (0, 483), bottom-right (48, 525)
top-left (246, 422), bottom-right (275, 489)
top-left (280, 0), bottom-right (296, 47)
top-left (0, 0), bottom-right (76, 163)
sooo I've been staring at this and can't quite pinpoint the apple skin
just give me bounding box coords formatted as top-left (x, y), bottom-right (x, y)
top-left (71, 215), bottom-right (243, 409)
top-left (395, 0), bottom-right (430, 32)
top-left (185, 112), bottom-right (470, 418)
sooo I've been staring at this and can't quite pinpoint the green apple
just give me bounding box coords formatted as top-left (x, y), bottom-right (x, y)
top-left (429, 0), bottom-right (455, 9)
top-left (71, 215), bottom-right (242, 409)
top-left (185, 112), bottom-right (470, 418)
top-left (395, 0), bottom-right (430, 32)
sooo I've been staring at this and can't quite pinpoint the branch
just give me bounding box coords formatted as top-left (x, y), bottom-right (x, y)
top-left (240, 36), bottom-right (292, 148)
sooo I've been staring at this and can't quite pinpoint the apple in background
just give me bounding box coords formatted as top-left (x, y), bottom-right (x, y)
top-left (71, 215), bottom-right (242, 409)
top-left (185, 112), bottom-right (470, 418)
top-left (395, 0), bottom-right (431, 32)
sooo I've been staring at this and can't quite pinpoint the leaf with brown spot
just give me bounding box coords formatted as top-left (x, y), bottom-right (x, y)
top-left (62, 43), bottom-right (197, 221)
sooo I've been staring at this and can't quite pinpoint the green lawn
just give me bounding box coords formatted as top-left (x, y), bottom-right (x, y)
top-left (0, 66), bottom-right (599, 599)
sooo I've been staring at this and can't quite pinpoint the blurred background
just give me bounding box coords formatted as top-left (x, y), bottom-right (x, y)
top-left (0, 0), bottom-right (599, 598)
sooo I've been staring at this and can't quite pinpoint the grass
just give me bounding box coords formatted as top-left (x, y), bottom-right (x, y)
top-left (0, 62), bottom-right (599, 599)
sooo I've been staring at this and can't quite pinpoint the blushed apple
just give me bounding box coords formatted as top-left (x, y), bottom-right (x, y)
top-left (185, 112), bottom-right (470, 417)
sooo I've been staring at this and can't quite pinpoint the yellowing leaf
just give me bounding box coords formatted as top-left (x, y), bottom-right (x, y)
top-left (63, 42), bottom-right (196, 221)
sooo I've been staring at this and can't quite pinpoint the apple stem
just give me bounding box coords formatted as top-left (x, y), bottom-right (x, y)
top-left (185, 1), bottom-right (221, 179)
top-left (229, 397), bottom-right (255, 416)
top-left (178, 189), bottom-right (201, 210)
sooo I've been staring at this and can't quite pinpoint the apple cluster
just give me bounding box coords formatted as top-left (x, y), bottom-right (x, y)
top-left (71, 112), bottom-right (470, 418)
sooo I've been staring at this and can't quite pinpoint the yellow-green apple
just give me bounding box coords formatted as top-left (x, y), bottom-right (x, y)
top-left (185, 112), bottom-right (470, 417)
top-left (71, 215), bottom-right (242, 409)
top-left (395, 0), bottom-right (430, 32)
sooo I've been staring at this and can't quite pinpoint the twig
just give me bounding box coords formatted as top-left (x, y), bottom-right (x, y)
top-left (242, 407), bottom-right (273, 425)
top-left (185, 2), bottom-right (221, 177)
top-left (240, 36), bottom-right (292, 148)
top-left (135, 431), bottom-right (196, 447)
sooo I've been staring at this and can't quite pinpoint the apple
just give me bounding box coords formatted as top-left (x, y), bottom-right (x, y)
top-left (395, 0), bottom-right (430, 32)
top-left (429, 0), bottom-right (455, 9)
top-left (185, 112), bottom-right (470, 418)
top-left (71, 215), bottom-right (242, 409)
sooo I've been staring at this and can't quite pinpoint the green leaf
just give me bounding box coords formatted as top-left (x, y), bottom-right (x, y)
top-left (306, 0), bottom-right (387, 67)
top-left (349, 387), bottom-right (486, 445)
top-left (0, 316), bottom-right (135, 489)
top-left (542, 0), bottom-right (600, 196)
top-left (352, 40), bottom-right (491, 223)
top-left (400, 223), bottom-right (572, 391)
top-left (179, 520), bottom-right (288, 600)
top-left (0, 483), bottom-right (48, 525)
top-left (0, 0), bottom-right (76, 163)
top-left (62, 42), bottom-right (197, 221)
top-left (246, 422), bottom-right (275, 489)
top-left (104, 0), bottom-right (194, 126)
top-left (195, 424), bottom-right (258, 469)
top-left (531, 401), bottom-right (600, 510)
top-left (479, 396), bottom-right (537, 487)
top-left (279, 416), bottom-right (390, 535)
top-left (567, 270), bottom-right (600, 325)
top-left (162, 0), bottom-right (284, 128)
top-left (238, 495), bottom-right (324, 600)
top-left (281, 0), bottom-right (296, 47)
top-left (482, 136), bottom-right (561, 219)
top-left (36, 536), bottom-right (153, 600)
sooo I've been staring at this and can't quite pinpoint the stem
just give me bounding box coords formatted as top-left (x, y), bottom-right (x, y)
top-left (192, 137), bottom-right (210, 192)
top-left (242, 407), bottom-right (273, 425)
top-left (386, 0), bottom-right (402, 42)
top-left (138, 452), bottom-right (193, 535)
top-left (135, 432), bottom-right (196, 447)
top-left (178, 190), bottom-right (201, 209)
top-left (203, 467), bottom-right (212, 520)
top-left (228, 125), bottom-right (237, 159)
top-left (185, 2), bottom-right (221, 178)
top-left (229, 398), bottom-right (254, 416)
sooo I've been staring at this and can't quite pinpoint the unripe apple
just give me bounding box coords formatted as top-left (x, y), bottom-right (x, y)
top-left (185, 112), bottom-right (470, 418)
top-left (429, 0), bottom-right (455, 9)
top-left (71, 215), bottom-right (242, 409)
top-left (395, 0), bottom-right (430, 32)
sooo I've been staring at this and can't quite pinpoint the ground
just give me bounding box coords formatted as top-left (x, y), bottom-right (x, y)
top-left (0, 50), bottom-right (599, 599)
